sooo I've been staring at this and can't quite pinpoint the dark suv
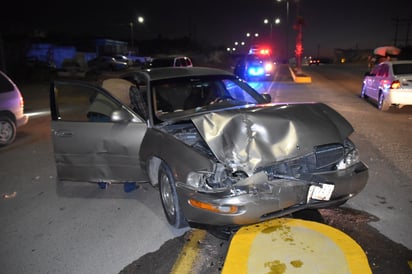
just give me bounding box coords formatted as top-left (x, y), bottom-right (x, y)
top-left (144, 56), bottom-right (193, 68)
top-left (0, 71), bottom-right (28, 146)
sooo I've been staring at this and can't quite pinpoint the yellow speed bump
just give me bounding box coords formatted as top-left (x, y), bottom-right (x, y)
top-left (222, 218), bottom-right (371, 274)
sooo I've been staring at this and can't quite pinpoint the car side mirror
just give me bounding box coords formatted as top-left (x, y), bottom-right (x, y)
top-left (262, 93), bottom-right (272, 103)
top-left (111, 109), bottom-right (130, 122)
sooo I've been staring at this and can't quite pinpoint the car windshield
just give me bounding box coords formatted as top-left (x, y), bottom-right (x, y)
top-left (393, 63), bottom-right (412, 75)
top-left (246, 55), bottom-right (272, 63)
top-left (151, 75), bottom-right (266, 120)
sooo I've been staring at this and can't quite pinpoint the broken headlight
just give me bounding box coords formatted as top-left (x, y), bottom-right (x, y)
top-left (186, 163), bottom-right (246, 192)
top-left (336, 139), bottom-right (360, 170)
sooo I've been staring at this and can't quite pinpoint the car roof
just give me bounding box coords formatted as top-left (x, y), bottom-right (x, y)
top-left (152, 56), bottom-right (189, 60)
top-left (380, 60), bottom-right (412, 65)
top-left (245, 54), bottom-right (272, 61)
top-left (139, 66), bottom-right (234, 81)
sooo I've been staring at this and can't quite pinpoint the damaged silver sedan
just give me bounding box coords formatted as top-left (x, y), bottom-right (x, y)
top-left (50, 67), bottom-right (368, 229)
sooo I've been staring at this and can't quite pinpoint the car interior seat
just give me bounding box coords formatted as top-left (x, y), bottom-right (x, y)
top-left (129, 85), bottom-right (148, 120)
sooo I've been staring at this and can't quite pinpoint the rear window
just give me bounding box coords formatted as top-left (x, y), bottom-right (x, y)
top-left (151, 58), bottom-right (174, 67)
top-left (0, 72), bottom-right (14, 94)
top-left (393, 63), bottom-right (412, 75)
top-left (246, 55), bottom-right (272, 63)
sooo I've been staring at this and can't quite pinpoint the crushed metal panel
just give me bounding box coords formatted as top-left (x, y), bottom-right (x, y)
top-left (191, 103), bottom-right (353, 173)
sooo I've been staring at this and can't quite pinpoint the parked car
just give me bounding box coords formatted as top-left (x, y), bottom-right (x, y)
top-left (308, 58), bottom-right (320, 66)
top-left (234, 54), bottom-right (275, 81)
top-left (361, 60), bottom-right (412, 111)
top-left (144, 56), bottom-right (193, 68)
top-left (113, 55), bottom-right (134, 66)
top-left (49, 67), bottom-right (368, 230)
top-left (87, 56), bottom-right (128, 71)
top-left (57, 59), bottom-right (88, 78)
top-left (0, 70), bottom-right (29, 146)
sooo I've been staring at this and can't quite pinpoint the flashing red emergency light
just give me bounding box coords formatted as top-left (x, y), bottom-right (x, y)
top-left (259, 48), bottom-right (271, 55)
top-left (249, 45), bottom-right (272, 55)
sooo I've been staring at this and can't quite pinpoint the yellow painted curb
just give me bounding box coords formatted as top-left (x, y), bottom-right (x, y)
top-left (222, 218), bottom-right (371, 274)
top-left (288, 66), bottom-right (312, 83)
top-left (170, 229), bottom-right (206, 274)
top-left (294, 76), bottom-right (312, 83)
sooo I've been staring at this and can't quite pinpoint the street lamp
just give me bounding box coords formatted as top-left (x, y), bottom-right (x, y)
top-left (277, 0), bottom-right (290, 60)
top-left (245, 32), bottom-right (259, 48)
top-left (226, 47), bottom-right (236, 53)
top-left (264, 18), bottom-right (280, 45)
top-left (129, 22), bottom-right (134, 51)
top-left (130, 16), bottom-right (145, 53)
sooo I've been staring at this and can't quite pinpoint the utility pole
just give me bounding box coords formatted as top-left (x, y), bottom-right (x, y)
top-left (392, 17), bottom-right (411, 47)
top-left (294, 16), bottom-right (304, 73)
top-left (129, 22), bottom-right (134, 52)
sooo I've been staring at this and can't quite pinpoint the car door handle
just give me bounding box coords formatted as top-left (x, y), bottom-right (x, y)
top-left (54, 130), bottom-right (73, 137)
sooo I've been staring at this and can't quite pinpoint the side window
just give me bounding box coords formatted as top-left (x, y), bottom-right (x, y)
top-left (223, 79), bottom-right (256, 103)
top-left (0, 73), bottom-right (13, 94)
top-left (371, 66), bottom-right (380, 75)
top-left (55, 83), bottom-right (122, 122)
top-left (376, 67), bottom-right (383, 76)
top-left (381, 64), bottom-right (389, 77)
top-left (175, 58), bottom-right (182, 67)
top-left (183, 58), bottom-right (192, 66)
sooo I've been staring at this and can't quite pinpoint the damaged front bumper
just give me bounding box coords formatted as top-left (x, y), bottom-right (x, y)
top-left (177, 161), bottom-right (368, 227)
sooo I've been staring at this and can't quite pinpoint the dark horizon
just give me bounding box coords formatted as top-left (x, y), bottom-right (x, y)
top-left (1, 0), bottom-right (411, 57)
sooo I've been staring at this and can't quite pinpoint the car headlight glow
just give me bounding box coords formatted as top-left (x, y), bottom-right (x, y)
top-left (264, 63), bottom-right (273, 72)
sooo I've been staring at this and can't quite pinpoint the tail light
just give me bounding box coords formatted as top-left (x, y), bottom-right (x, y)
top-left (19, 94), bottom-right (25, 111)
top-left (390, 80), bottom-right (401, 89)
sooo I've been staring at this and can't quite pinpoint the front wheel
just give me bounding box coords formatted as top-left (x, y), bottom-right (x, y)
top-left (378, 92), bottom-right (390, 111)
top-left (158, 162), bottom-right (188, 228)
top-left (0, 117), bottom-right (16, 147)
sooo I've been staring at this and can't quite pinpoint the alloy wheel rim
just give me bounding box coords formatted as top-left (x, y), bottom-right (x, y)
top-left (0, 122), bottom-right (12, 142)
top-left (161, 173), bottom-right (175, 217)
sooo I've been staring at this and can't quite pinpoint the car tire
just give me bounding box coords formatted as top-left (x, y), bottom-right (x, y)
top-left (0, 116), bottom-right (16, 147)
top-left (378, 92), bottom-right (390, 111)
top-left (158, 162), bottom-right (188, 228)
top-left (360, 84), bottom-right (368, 99)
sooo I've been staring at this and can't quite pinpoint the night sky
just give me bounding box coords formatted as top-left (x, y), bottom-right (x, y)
top-left (2, 0), bottom-right (411, 57)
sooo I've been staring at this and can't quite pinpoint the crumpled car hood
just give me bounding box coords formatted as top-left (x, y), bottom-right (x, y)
top-left (190, 103), bottom-right (353, 172)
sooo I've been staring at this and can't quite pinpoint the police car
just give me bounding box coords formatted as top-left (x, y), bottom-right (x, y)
top-left (234, 46), bottom-right (275, 81)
